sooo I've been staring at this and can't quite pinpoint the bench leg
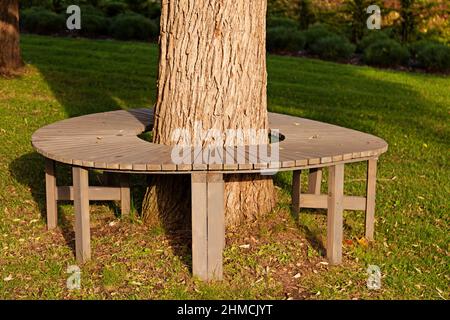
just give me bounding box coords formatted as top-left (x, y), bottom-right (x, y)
top-left (308, 168), bottom-right (323, 195)
top-left (45, 159), bottom-right (58, 230)
top-left (327, 164), bottom-right (344, 265)
top-left (191, 173), bottom-right (225, 281)
top-left (73, 167), bottom-right (91, 264)
top-left (292, 170), bottom-right (301, 215)
top-left (119, 174), bottom-right (130, 217)
top-left (365, 158), bottom-right (378, 241)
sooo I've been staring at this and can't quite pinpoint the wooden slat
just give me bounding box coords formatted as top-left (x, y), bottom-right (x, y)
top-left (56, 186), bottom-right (121, 201)
top-left (300, 194), bottom-right (366, 211)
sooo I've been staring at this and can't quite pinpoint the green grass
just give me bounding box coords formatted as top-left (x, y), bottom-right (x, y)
top-left (0, 34), bottom-right (449, 299)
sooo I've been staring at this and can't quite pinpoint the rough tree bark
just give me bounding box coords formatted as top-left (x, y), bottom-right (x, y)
top-left (0, 0), bottom-right (23, 76)
top-left (142, 0), bottom-right (276, 230)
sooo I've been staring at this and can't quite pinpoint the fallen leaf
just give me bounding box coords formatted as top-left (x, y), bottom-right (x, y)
top-left (357, 238), bottom-right (369, 248)
top-left (3, 275), bottom-right (13, 282)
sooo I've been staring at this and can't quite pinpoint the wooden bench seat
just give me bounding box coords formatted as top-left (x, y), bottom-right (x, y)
top-left (32, 108), bottom-right (388, 281)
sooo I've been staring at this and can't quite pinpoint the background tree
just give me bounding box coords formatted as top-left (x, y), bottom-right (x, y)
top-left (0, 0), bottom-right (23, 76)
top-left (399, 0), bottom-right (417, 42)
top-left (299, 0), bottom-right (313, 30)
top-left (343, 0), bottom-right (383, 43)
top-left (142, 0), bottom-right (276, 230)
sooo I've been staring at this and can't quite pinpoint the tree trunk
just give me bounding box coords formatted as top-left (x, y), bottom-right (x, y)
top-left (0, 0), bottom-right (23, 76)
top-left (142, 0), bottom-right (276, 230)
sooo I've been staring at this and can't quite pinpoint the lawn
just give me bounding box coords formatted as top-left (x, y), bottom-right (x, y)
top-left (0, 34), bottom-right (448, 300)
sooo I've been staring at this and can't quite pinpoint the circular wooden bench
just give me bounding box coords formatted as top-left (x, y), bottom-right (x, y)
top-left (32, 109), bottom-right (388, 281)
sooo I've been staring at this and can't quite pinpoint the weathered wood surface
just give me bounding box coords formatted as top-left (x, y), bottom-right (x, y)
top-left (32, 109), bottom-right (388, 172)
top-left (327, 164), bottom-right (344, 265)
top-left (45, 159), bottom-right (58, 230)
top-left (365, 158), bottom-right (378, 240)
top-left (73, 167), bottom-right (91, 264)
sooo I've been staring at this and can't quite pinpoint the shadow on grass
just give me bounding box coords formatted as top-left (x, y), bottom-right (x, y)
top-left (8, 152), bottom-right (74, 253)
top-left (296, 216), bottom-right (327, 256)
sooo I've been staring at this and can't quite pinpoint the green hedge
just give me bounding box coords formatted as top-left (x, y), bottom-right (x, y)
top-left (21, 6), bottom-right (160, 41)
top-left (267, 27), bottom-right (306, 52)
top-left (363, 39), bottom-right (410, 67)
top-left (80, 14), bottom-right (111, 37)
top-left (109, 13), bottom-right (158, 41)
top-left (302, 24), bottom-right (334, 49)
top-left (100, 1), bottom-right (128, 17)
top-left (358, 32), bottom-right (390, 52)
top-left (310, 35), bottom-right (355, 61)
top-left (21, 7), bottom-right (65, 35)
top-left (267, 17), bottom-right (298, 29)
top-left (414, 42), bottom-right (450, 72)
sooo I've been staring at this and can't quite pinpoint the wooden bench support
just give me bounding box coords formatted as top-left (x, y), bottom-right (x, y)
top-left (292, 158), bottom-right (379, 264)
top-left (292, 170), bottom-right (301, 215)
top-left (191, 173), bottom-right (225, 281)
top-left (365, 158), bottom-right (378, 241)
top-left (327, 164), bottom-right (344, 265)
top-left (120, 174), bottom-right (131, 217)
top-left (44, 166), bottom-right (131, 225)
top-left (44, 163), bottom-right (132, 264)
top-left (45, 159), bottom-right (58, 230)
top-left (56, 186), bottom-right (121, 201)
top-left (308, 168), bottom-right (322, 195)
top-left (73, 167), bottom-right (91, 264)
top-left (300, 194), bottom-right (366, 211)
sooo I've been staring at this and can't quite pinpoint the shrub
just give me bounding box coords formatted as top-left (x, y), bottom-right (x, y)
top-left (100, 0), bottom-right (128, 17)
top-left (288, 31), bottom-right (307, 52)
top-left (415, 43), bottom-right (450, 72)
top-left (145, 1), bottom-right (162, 20)
top-left (363, 39), bottom-right (410, 67)
top-left (79, 14), bottom-right (111, 37)
top-left (21, 7), bottom-right (65, 35)
top-left (267, 27), bottom-right (306, 52)
top-left (110, 14), bottom-right (158, 41)
top-left (358, 31), bottom-right (390, 52)
top-left (73, 5), bottom-right (111, 37)
top-left (303, 24), bottom-right (334, 49)
top-left (409, 40), bottom-right (439, 56)
top-left (78, 4), bottom-right (104, 17)
top-left (310, 35), bottom-right (355, 61)
top-left (267, 16), bottom-right (298, 29)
